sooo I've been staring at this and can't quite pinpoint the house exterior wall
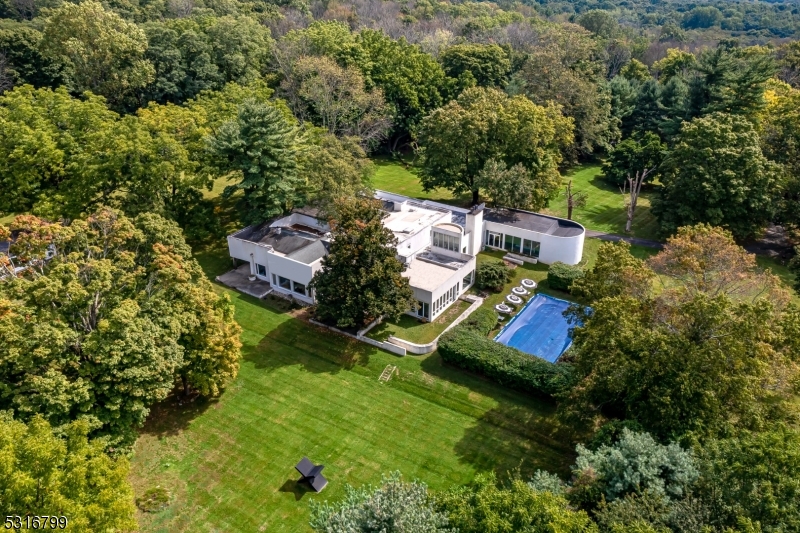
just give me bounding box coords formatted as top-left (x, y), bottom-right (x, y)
top-left (397, 227), bottom-right (432, 259)
top-left (226, 233), bottom-right (319, 304)
top-left (408, 256), bottom-right (476, 321)
top-left (482, 220), bottom-right (584, 265)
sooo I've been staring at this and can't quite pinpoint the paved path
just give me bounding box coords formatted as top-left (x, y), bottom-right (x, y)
top-left (585, 229), bottom-right (663, 249)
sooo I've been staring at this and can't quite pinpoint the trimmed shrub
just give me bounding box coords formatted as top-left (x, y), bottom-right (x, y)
top-left (438, 325), bottom-right (574, 398)
top-left (476, 261), bottom-right (512, 291)
top-left (460, 307), bottom-right (498, 335)
top-left (547, 262), bottom-right (584, 292)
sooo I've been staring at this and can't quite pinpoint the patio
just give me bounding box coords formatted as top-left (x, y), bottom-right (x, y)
top-left (216, 264), bottom-right (272, 299)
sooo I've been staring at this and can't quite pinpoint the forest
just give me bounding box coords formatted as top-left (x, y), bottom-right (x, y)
top-left (1, 0), bottom-right (800, 530)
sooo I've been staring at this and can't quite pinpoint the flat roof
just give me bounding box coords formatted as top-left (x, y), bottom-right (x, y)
top-left (484, 209), bottom-right (584, 237)
top-left (233, 223), bottom-right (328, 264)
top-left (382, 205), bottom-right (449, 244)
top-left (403, 257), bottom-right (461, 292)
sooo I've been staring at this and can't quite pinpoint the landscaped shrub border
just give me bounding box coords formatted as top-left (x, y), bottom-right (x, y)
top-left (547, 262), bottom-right (584, 292)
top-left (438, 323), bottom-right (574, 399)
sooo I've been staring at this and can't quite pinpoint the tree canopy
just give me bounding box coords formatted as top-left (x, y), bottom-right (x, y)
top-left (418, 87), bottom-right (572, 205)
top-left (0, 414), bottom-right (137, 529)
top-left (310, 196), bottom-right (414, 328)
top-left (0, 209), bottom-right (241, 444)
top-left (653, 112), bottom-right (778, 241)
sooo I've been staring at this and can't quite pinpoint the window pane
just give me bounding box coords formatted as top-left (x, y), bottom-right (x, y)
top-left (293, 282), bottom-right (306, 295)
top-left (513, 236), bottom-right (521, 253)
top-left (278, 276), bottom-right (291, 289)
top-left (523, 239), bottom-right (532, 256)
top-left (504, 234), bottom-right (513, 251)
top-left (257, 264), bottom-right (267, 276)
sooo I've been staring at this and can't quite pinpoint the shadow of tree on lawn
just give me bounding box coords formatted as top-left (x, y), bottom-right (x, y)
top-left (241, 305), bottom-right (374, 376)
top-left (139, 395), bottom-right (218, 439)
top-left (418, 352), bottom-right (586, 479)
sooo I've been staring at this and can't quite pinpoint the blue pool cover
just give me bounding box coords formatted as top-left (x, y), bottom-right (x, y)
top-left (494, 294), bottom-right (575, 362)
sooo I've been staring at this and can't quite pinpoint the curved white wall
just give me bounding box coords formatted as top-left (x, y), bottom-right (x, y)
top-left (481, 220), bottom-right (585, 265)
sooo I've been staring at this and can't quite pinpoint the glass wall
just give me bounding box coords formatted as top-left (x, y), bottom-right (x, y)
top-left (432, 231), bottom-right (460, 252)
top-left (522, 238), bottom-right (541, 258)
top-left (504, 235), bottom-right (521, 254)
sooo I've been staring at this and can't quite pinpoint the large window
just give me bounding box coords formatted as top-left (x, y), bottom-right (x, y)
top-left (292, 281), bottom-right (307, 296)
top-left (256, 263), bottom-right (267, 277)
top-left (416, 301), bottom-right (429, 319)
top-left (463, 270), bottom-right (474, 287)
top-left (522, 239), bottom-right (541, 258)
top-left (278, 276), bottom-right (291, 290)
top-left (504, 234), bottom-right (521, 254)
top-left (485, 231), bottom-right (502, 248)
top-left (432, 231), bottom-right (459, 252)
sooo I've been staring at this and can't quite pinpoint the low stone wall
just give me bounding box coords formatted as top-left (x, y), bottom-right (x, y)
top-left (310, 319), bottom-right (407, 356)
top-left (386, 295), bottom-right (484, 355)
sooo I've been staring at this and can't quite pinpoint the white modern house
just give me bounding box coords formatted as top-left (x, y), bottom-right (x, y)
top-left (225, 191), bottom-right (585, 320)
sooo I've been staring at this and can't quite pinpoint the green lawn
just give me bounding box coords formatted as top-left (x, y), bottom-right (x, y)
top-left (367, 299), bottom-right (471, 344)
top-left (129, 251), bottom-right (581, 533)
top-left (371, 157), bottom-right (471, 206)
top-left (543, 164), bottom-right (661, 241)
top-left (370, 160), bottom-right (661, 241)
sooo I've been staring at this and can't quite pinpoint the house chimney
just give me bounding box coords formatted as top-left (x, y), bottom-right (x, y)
top-left (465, 203), bottom-right (484, 256)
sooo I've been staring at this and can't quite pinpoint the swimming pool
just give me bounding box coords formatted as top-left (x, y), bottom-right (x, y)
top-left (493, 294), bottom-right (575, 362)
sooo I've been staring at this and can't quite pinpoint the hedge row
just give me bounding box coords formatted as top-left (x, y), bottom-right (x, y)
top-left (438, 325), bottom-right (574, 399)
top-left (459, 306), bottom-right (498, 335)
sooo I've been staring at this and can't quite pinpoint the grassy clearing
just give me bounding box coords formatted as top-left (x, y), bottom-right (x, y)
top-left (129, 249), bottom-right (581, 533)
top-left (371, 157), bottom-right (471, 206)
top-left (368, 299), bottom-right (471, 344)
top-left (542, 164), bottom-right (661, 241)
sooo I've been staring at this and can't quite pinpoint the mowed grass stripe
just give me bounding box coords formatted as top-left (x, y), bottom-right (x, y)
top-left (131, 289), bottom-right (576, 533)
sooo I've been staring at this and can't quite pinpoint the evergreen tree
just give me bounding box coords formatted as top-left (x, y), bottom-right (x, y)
top-left (310, 472), bottom-right (451, 533)
top-left (310, 197), bottom-right (414, 328)
top-left (209, 98), bottom-right (300, 224)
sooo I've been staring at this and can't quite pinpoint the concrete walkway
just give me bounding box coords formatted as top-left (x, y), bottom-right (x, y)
top-left (585, 230), bottom-right (663, 249)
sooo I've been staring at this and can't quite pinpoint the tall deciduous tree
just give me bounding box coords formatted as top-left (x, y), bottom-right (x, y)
top-left (39, 1), bottom-right (155, 108)
top-left (209, 98), bottom-right (301, 224)
top-left (440, 43), bottom-right (511, 88)
top-left (292, 55), bottom-right (392, 147)
top-left (695, 426), bottom-right (800, 532)
top-left (476, 158), bottom-right (557, 211)
top-left (357, 29), bottom-right (450, 149)
top-left (653, 112), bottom-right (778, 241)
top-left (603, 132), bottom-right (665, 188)
top-left (564, 225), bottom-right (795, 440)
top-left (761, 80), bottom-right (800, 237)
top-left (510, 23), bottom-right (616, 160)
top-left (0, 414), bottom-right (138, 530)
top-left (310, 196), bottom-right (414, 328)
top-left (417, 87), bottom-right (572, 205)
top-left (0, 209), bottom-right (241, 444)
top-left (298, 129), bottom-right (374, 210)
top-left (438, 473), bottom-right (596, 533)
